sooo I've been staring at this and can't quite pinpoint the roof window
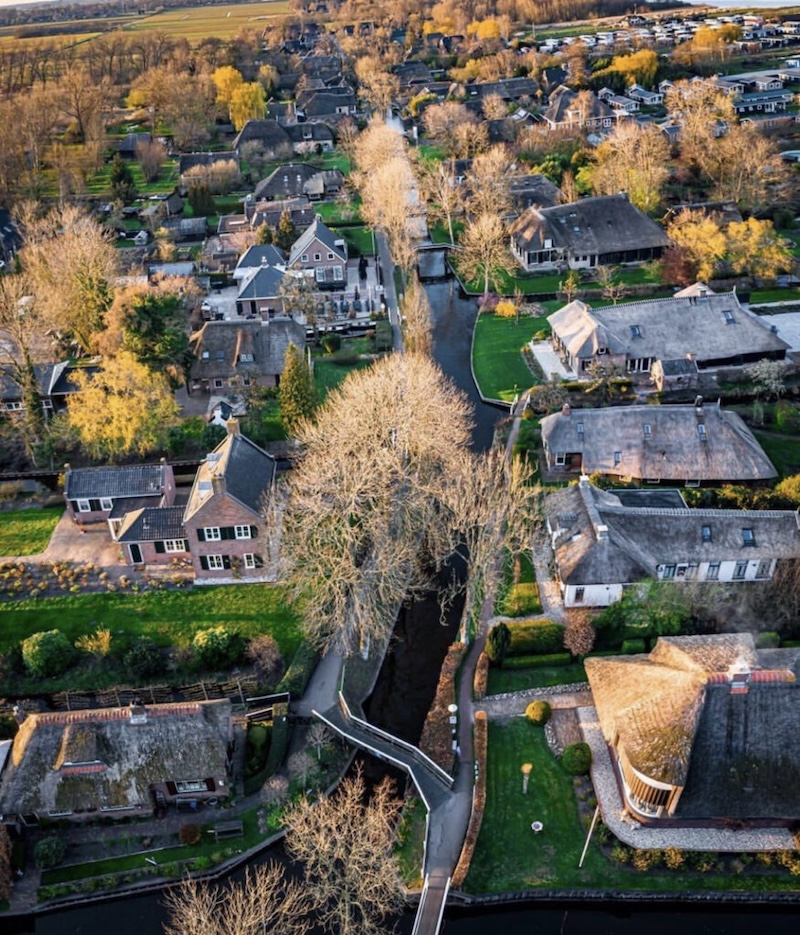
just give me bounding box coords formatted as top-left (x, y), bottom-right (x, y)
top-left (742, 528), bottom-right (755, 547)
top-left (701, 525), bottom-right (712, 542)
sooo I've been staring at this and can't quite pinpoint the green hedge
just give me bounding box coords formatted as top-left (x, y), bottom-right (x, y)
top-left (621, 639), bottom-right (646, 655)
top-left (755, 631), bottom-right (780, 648)
top-left (277, 641), bottom-right (320, 697)
top-left (264, 704), bottom-right (290, 776)
top-left (504, 652), bottom-right (572, 669)
top-left (508, 619), bottom-right (563, 655)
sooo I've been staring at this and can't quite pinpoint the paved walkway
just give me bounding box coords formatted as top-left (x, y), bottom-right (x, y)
top-left (529, 340), bottom-right (576, 381)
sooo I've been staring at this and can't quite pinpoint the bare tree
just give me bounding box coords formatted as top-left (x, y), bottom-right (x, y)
top-left (458, 212), bottom-right (515, 297)
top-left (351, 118), bottom-right (405, 175)
top-left (354, 55), bottom-right (400, 115)
top-left (136, 138), bottom-right (168, 183)
top-left (307, 721), bottom-right (334, 760)
top-left (415, 156), bottom-right (462, 245)
top-left (482, 92), bottom-right (509, 121)
top-left (358, 153), bottom-right (418, 275)
top-left (283, 768), bottom-right (404, 935)
top-left (563, 609), bottom-right (596, 656)
top-left (590, 122), bottom-right (670, 214)
top-left (400, 274), bottom-right (433, 357)
top-left (596, 265), bottom-right (628, 305)
top-left (163, 863), bottom-right (311, 935)
top-left (465, 145), bottom-right (513, 219)
top-left (278, 353), bottom-right (473, 654)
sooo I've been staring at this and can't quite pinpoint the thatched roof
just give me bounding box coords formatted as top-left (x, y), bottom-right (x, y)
top-left (587, 634), bottom-right (800, 817)
top-left (0, 701), bottom-right (232, 816)
top-left (540, 401), bottom-right (776, 483)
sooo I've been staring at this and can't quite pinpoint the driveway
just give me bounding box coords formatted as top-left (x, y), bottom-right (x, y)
top-left (3, 511), bottom-right (123, 567)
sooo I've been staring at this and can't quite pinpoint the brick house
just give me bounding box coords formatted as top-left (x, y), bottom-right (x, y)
top-left (115, 505), bottom-right (189, 567)
top-left (182, 421), bottom-right (276, 583)
top-left (287, 217), bottom-right (347, 289)
top-left (64, 461), bottom-right (176, 526)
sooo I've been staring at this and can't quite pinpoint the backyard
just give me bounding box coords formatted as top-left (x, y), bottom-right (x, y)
top-left (471, 312), bottom-right (550, 401)
top-left (0, 506), bottom-right (62, 557)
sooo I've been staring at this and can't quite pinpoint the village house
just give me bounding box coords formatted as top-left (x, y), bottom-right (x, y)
top-left (287, 217), bottom-right (347, 288)
top-left (540, 400), bottom-right (776, 486)
top-left (542, 86), bottom-right (617, 131)
top-left (182, 421), bottom-right (276, 583)
top-left (189, 318), bottom-right (305, 393)
top-left (586, 634), bottom-right (800, 821)
top-left (546, 478), bottom-right (800, 607)
top-left (114, 505), bottom-right (189, 567)
top-left (63, 461), bottom-right (176, 526)
top-left (548, 286), bottom-right (789, 379)
top-left (510, 193), bottom-right (670, 273)
top-left (0, 699), bottom-right (235, 823)
top-left (235, 263), bottom-right (288, 318)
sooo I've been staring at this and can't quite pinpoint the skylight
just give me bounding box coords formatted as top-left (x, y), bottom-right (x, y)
top-left (742, 528), bottom-right (755, 547)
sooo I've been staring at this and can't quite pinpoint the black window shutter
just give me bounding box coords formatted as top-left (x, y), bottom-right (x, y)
top-left (197, 527), bottom-right (206, 542)
top-left (222, 555), bottom-right (231, 569)
top-left (90, 499), bottom-right (102, 511)
top-left (221, 526), bottom-right (235, 540)
top-left (254, 554), bottom-right (264, 568)
top-left (200, 555), bottom-right (208, 570)
top-left (250, 525), bottom-right (259, 539)
top-left (154, 541), bottom-right (165, 554)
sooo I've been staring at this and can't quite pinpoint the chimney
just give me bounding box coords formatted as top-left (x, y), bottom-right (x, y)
top-left (694, 395), bottom-right (703, 411)
top-left (561, 403), bottom-right (571, 417)
top-left (212, 473), bottom-right (225, 496)
top-left (227, 417), bottom-right (241, 436)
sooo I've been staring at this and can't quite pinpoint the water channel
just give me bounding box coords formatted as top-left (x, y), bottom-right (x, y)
top-left (14, 277), bottom-right (800, 931)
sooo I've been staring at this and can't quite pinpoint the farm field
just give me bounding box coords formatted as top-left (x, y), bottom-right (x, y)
top-left (122, 1), bottom-right (293, 40)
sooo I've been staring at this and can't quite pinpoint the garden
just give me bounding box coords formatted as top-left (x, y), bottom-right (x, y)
top-left (472, 309), bottom-right (552, 401)
top-left (0, 506), bottom-right (62, 557)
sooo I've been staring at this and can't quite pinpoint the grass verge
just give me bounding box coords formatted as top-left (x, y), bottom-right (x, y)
top-left (0, 507), bottom-right (63, 557)
top-left (486, 662), bottom-right (587, 694)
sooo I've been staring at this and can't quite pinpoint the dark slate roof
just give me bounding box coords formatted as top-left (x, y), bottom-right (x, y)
top-left (0, 207), bottom-right (21, 259)
top-left (236, 244), bottom-right (287, 271)
top-left (544, 86), bottom-right (614, 127)
top-left (108, 495), bottom-right (161, 520)
top-left (184, 431), bottom-right (276, 522)
top-left (237, 264), bottom-right (287, 300)
top-left (510, 193), bottom-right (671, 256)
top-left (117, 506), bottom-right (186, 543)
top-left (64, 464), bottom-right (167, 499)
top-left (254, 163), bottom-right (321, 200)
top-left (50, 364), bottom-right (100, 397)
top-left (0, 363), bottom-right (57, 402)
top-left (232, 119), bottom-right (291, 152)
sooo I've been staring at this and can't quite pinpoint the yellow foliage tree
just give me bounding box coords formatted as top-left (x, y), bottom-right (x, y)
top-left (495, 300), bottom-right (517, 318)
top-left (68, 352), bottom-right (179, 460)
top-left (229, 82), bottom-right (267, 131)
top-left (725, 218), bottom-right (791, 281)
top-left (609, 49), bottom-right (658, 87)
top-left (212, 65), bottom-right (244, 119)
top-left (666, 210), bottom-right (726, 282)
top-left (467, 18), bottom-right (501, 40)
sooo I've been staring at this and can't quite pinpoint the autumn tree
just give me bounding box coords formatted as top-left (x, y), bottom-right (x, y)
top-left (465, 144), bottom-right (513, 219)
top-left (351, 118), bottom-right (405, 175)
top-left (279, 342), bottom-right (317, 434)
top-left (664, 79), bottom-right (735, 171)
top-left (58, 66), bottom-right (110, 144)
top-left (458, 212), bottom-right (515, 297)
top-left (359, 153), bottom-right (417, 274)
top-left (67, 352), bottom-right (179, 460)
top-left (278, 353), bottom-right (473, 654)
top-left (665, 209), bottom-right (727, 282)
top-left (163, 863), bottom-right (311, 935)
top-left (229, 82), bottom-right (267, 131)
top-left (136, 138), bottom-right (167, 183)
top-left (354, 55), bottom-right (400, 114)
top-left (563, 609), bottom-right (596, 657)
top-left (422, 101), bottom-right (487, 158)
top-left (482, 92), bottom-right (509, 121)
top-left (283, 768), bottom-right (404, 935)
top-left (725, 217), bottom-right (791, 281)
top-left (212, 65), bottom-right (245, 119)
top-left (400, 274), bottom-right (433, 357)
top-left (589, 122), bottom-right (670, 214)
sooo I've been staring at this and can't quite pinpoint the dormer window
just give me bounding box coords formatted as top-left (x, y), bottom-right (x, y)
top-left (630, 324), bottom-right (642, 338)
top-left (643, 423), bottom-right (652, 439)
top-left (202, 350), bottom-right (210, 360)
top-left (216, 350), bottom-right (224, 361)
top-left (697, 423), bottom-right (707, 441)
top-left (576, 422), bottom-right (584, 437)
top-left (723, 310), bottom-right (736, 325)
top-left (742, 528), bottom-right (755, 547)
top-left (613, 450), bottom-right (622, 466)
top-left (701, 525), bottom-right (712, 542)
top-left (239, 353), bottom-right (254, 363)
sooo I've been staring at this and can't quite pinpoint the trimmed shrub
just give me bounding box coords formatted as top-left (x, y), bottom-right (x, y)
top-left (775, 399), bottom-right (800, 432)
top-left (473, 651), bottom-right (489, 701)
top-left (192, 626), bottom-right (245, 670)
top-left (21, 630), bottom-right (77, 678)
top-left (321, 333), bottom-right (342, 354)
top-left (485, 622), bottom-right (511, 666)
top-left (34, 836), bottom-right (66, 870)
top-left (621, 639), bottom-right (646, 655)
top-left (420, 642), bottom-right (467, 769)
top-left (755, 631), bottom-right (780, 649)
top-left (525, 700), bottom-right (552, 725)
top-left (507, 619), bottom-right (564, 655)
top-left (663, 847), bottom-right (686, 870)
top-left (179, 823), bottom-right (202, 846)
top-left (504, 652), bottom-right (573, 669)
top-left (631, 848), bottom-right (662, 871)
top-left (561, 741), bottom-right (592, 775)
top-left (123, 638), bottom-right (163, 678)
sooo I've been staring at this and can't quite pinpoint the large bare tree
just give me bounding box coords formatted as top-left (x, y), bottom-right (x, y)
top-left (400, 274), bottom-right (433, 357)
top-left (278, 353), bottom-right (473, 654)
top-left (283, 768), bottom-right (404, 935)
top-left (589, 122), bottom-right (670, 215)
top-left (457, 211), bottom-right (516, 297)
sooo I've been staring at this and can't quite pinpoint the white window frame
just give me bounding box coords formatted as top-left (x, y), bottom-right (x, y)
top-left (213, 379), bottom-right (224, 389)
top-left (733, 560), bottom-right (748, 580)
top-left (204, 526), bottom-right (221, 541)
top-left (554, 453), bottom-right (566, 466)
top-left (327, 252), bottom-right (334, 260)
top-left (235, 525), bottom-right (252, 540)
top-left (207, 554), bottom-right (224, 570)
top-left (100, 498), bottom-right (114, 511)
top-left (315, 267), bottom-right (325, 282)
top-left (301, 253), bottom-right (308, 262)
top-left (77, 499), bottom-right (91, 513)
top-left (334, 266), bottom-right (343, 280)
top-left (243, 553), bottom-right (257, 569)
top-left (4, 401), bottom-right (23, 411)
top-left (707, 562), bottom-right (720, 581)
top-left (314, 252), bottom-right (321, 261)
top-left (164, 539), bottom-right (187, 553)
top-left (42, 399), bottom-right (53, 410)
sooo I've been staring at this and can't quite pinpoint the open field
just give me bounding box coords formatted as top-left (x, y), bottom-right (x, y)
top-left (0, 507), bottom-right (62, 557)
top-left (472, 313), bottom-right (549, 401)
top-left (122, 1), bottom-right (293, 40)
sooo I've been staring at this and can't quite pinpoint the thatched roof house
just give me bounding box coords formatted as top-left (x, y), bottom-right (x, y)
top-left (0, 700), bottom-right (233, 821)
top-left (545, 478), bottom-right (800, 606)
top-left (586, 635), bottom-right (800, 820)
top-left (540, 400), bottom-right (776, 485)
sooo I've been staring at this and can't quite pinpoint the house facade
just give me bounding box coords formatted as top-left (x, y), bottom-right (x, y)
top-left (115, 505), bottom-right (189, 567)
top-left (509, 194), bottom-right (670, 273)
top-left (546, 478), bottom-right (800, 607)
top-left (288, 217), bottom-right (347, 288)
top-left (182, 421), bottom-right (276, 583)
top-left (64, 462), bottom-right (176, 525)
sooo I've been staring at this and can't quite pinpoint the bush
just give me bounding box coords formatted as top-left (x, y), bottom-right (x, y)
top-left (35, 836), bottom-right (66, 870)
top-left (179, 823), bottom-right (202, 846)
top-left (775, 399), bottom-right (800, 432)
top-left (561, 741), bottom-right (592, 775)
top-left (485, 622), bottom-right (511, 666)
top-left (507, 619), bottom-right (564, 655)
top-left (755, 631), bottom-right (781, 649)
top-left (21, 630), bottom-right (77, 678)
top-left (473, 651), bottom-right (489, 700)
top-left (247, 634), bottom-right (284, 686)
top-left (525, 700), bottom-right (552, 725)
top-left (621, 639), bottom-right (646, 655)
top-left (321, 333), bottom-right (342, 354)
top-left (504, 652), bottom-right (573, 668)
top-left (663, 846), bottom-right (685, 870)
top-left (452, 711), bottom-right (487, 888)
top-left (500, 582), bottom-right (541, 617)
top-left (123, 638), bottom-right (163, 678)
top-left (631, 848), bottom-right (662, 871)
top-left (192, 626), bottom-right (245, 670)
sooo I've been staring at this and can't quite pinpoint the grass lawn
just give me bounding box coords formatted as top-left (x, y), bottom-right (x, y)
top-left (472, 314), bottom-right (549, 401)
top-left (753, 430), bottom-right (800, 478)
top-left (487, 662), bottom-right (587, 695)
top-left (312, 198), bottom-right (361, 226)
top-left (334, 224), bottom-right (374, 256)
top-left (750, 287), bottom-right (800, 305)
top-left (313, 357), bottom-right (373, 399)
top-left (0, 584), bottom-right (299, 658)
top-left (120, 1), bottom-right (292, 40)
top-left (0, 507), bottom-right (62, 557)
top-left (466, 720), bottom-right (800, 895)
top-left (395, 795), bottom-right (427, 888)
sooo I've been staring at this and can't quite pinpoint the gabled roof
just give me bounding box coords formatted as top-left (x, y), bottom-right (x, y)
top-left (64, 464), bottom-right (167, 500)
top-left (117, 505), bottom-right (186, 543)
top-left (548, 289), bottom-right (789, 364)
top-left (183, 430), bottom-right (276, 522)
top-left (543, 86), bottom-right (615, 127)
top-left (510, 193), bottom-right (670, 255)
top-left (288, 217), bottom-right (346, 266)
top-left (237, 263), bottom-right (287, 300)
top-left (254, 162), bottom-right (321, 200)
top-left (235, 244), bottom-right (287, 273)
top-left (540, 402), bottom-right (776, 482)
top-left (232, 119), bottom-right (291, 152)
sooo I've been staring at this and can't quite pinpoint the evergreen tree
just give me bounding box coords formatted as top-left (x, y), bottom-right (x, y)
top-left (486, 622), bottom-right (511, 667)
top-left (256, 223), bottom-right (274, 245)
top-left (188, 182), bottom-right (216, 218)
top-left (109, 153), bottom-right (136, 204)
top-left (276, 210), bottom-right (296, 250)
top-left (279, 342), bottom-right (316, 435)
